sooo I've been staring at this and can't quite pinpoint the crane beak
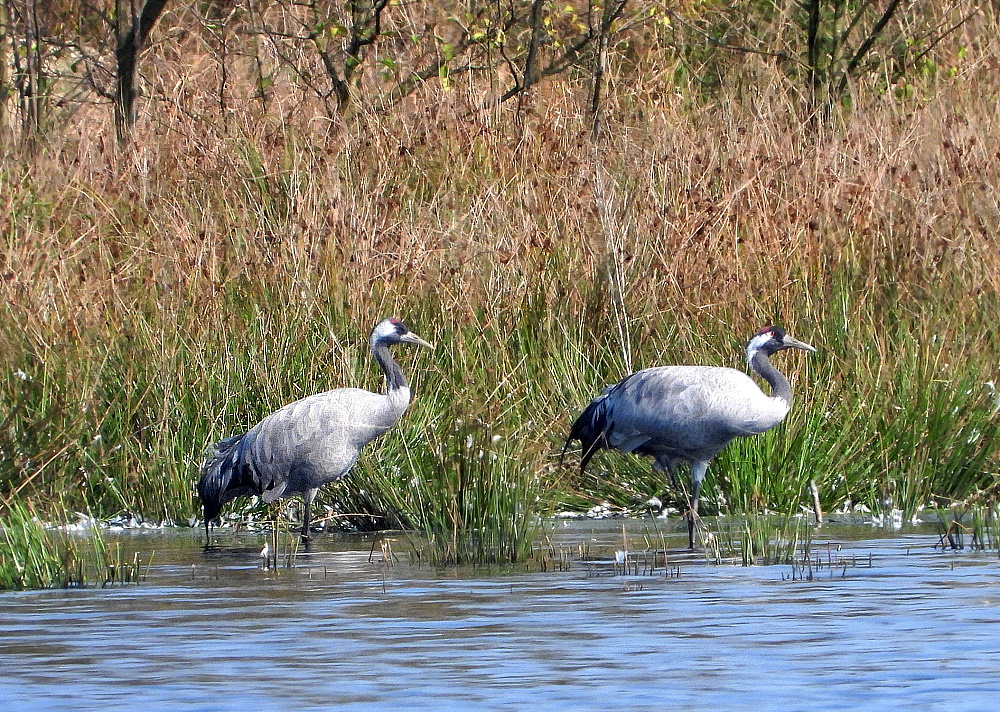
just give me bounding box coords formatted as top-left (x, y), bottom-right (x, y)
top-left (401, 332), bottom-right (434, 350)
top-left (783, 335), bottom-right (817, 353)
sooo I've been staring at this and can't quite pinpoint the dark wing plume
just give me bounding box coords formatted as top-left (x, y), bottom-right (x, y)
top-left (561, 378), bottom-right (633, 473)
top-left (197, 430), bottom-right (261, 523)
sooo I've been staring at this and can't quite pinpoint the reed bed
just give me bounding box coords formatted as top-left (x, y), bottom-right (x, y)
top-left (1, 2), bottom-right (1000, 566)
top-left (0, 502), bottom-right (148, 589)
top-left (705, 511), bottom-right (813, 567)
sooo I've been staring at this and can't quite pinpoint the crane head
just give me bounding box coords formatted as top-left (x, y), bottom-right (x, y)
top-left (747, 326), bottom-right (816, 359)
top-left (371, 318), bottom-right (434, 350)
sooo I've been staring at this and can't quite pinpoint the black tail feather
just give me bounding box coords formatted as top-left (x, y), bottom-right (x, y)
top-left (197, 432), bottom-right (257, 523)
top-left (561, 391), bottom-right (613, 473)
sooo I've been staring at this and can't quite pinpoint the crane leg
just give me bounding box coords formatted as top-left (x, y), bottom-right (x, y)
top-left (300, 488), bottom-right (318, 544)
top-left (686, 503), bottom-right (698, 550)
top-left (687, 462), bottom-right (709, 550)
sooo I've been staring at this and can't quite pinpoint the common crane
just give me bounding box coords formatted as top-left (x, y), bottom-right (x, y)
top-left (563, 326), bottom-right (815, 549)
top-left (197, 318), bottom-right (433, 545)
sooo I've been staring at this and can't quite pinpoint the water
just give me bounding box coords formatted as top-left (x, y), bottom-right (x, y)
top-left (2, 519), bottom-right (1000, 711)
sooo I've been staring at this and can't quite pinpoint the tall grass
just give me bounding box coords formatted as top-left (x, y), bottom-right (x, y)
top-left (0, 502), bottom-right (145, 589)
top-left (398, 422), bottom-right (547, 566)
top-left (706, 512), bottom-right (813, 567)
top-left (713, 273), bottom-right (1000, 520)
top-left (1, 3), bottom-right (999, 566)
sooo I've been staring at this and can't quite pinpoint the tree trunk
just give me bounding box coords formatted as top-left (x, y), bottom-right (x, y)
top-left (0, 1), bottom-right (8, 146)
top-left (805, 0), bottom-right (821, 119)
top-left (115, 0), bottom-right (168, 143)
top-left (590, 2), bottom-right (627, 141)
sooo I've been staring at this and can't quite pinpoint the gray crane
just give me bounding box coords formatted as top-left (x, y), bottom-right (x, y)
top-left (563, 326), bottom-right (815, 549)
top-left (197, 318), bottom-right (433, 545)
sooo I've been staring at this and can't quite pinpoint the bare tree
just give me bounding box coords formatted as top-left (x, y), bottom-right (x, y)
top-left (666, 0), bottom-right (980, 120)
top-left (252, 0), bottom-right (390, 117)
top-left (803, 0), bottom-right (904, 118)
top-left (4, 0), bottom-right (48, 137)
top-left (252, 1), bottom-right (637, 117)
top-left (114, 0), bottom-right (167, 141)
top-left (484, 0), bottom-right (631, 112)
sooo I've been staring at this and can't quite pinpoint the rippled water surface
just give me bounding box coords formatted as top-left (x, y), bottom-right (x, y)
top-left (2, 519), bottom-right (1000, 711)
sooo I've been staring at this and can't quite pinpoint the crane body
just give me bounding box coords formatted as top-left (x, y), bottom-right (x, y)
top-left (198, 318), bottom-right (432, 545)
top-left (565, 327), bottom-right (815, 549)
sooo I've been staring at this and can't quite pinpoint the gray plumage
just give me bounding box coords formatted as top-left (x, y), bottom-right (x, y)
top-left (198, 318), bottom-right (433, 544)
top-left (564, 326), bottom-right (815, 549)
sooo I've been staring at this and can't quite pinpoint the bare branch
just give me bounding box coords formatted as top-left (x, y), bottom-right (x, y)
top-left (836, 0), bottom-right (902, 97)
top-left (664, 8), bottom-right (801, 67)
top-left (892, 4), bottom-right (983, 83)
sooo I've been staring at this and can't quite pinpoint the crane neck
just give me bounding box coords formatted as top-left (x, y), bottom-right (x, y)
top-left (749, 349), bottom-right (792, 405)
top-left (372, 340), bottom-right (408, 393)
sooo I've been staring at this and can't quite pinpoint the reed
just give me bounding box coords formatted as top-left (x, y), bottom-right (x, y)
top-left (0, 502), bottom-right (77, 590)
top-left (0, 502), bottom-right (146, 589)
top-left (969, 505), bottom-right (1000, 554)
top-left (704, 512), bottom-right (813, 567)
top-left (937, 503), bottom-right (1000, 553)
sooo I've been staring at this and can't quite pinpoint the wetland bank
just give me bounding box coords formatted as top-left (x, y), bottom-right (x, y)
top-left (2, 3), bottom-right (1000, 581)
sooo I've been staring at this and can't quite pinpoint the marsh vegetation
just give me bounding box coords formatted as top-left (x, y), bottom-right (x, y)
top-left (1, 0), bottom-right (999, 574)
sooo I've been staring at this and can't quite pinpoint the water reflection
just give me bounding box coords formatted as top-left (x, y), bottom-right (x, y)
top-left (1, 521), bottom-right (999, 711)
